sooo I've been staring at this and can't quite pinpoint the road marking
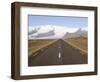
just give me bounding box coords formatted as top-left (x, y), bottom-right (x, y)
top-left (58, 52), bottom-right (61, 59)
top-left (58, 51), bottom-right (63, 64)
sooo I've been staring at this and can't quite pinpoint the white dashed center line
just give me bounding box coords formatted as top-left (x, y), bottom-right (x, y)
top-left (58, 52), bottom-right (61, 59)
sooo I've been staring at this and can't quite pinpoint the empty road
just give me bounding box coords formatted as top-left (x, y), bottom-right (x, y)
top-left (28, 39), bottom-right (87, 66)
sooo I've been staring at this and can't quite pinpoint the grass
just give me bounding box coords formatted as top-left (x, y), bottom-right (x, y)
top-left (28, 39), bottom-right (56, 56)
top-left (64, 37), bottom-right (88, 54)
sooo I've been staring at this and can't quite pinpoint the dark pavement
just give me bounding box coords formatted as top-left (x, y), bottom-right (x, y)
top-left (28, 39), bottom-right (87, 66)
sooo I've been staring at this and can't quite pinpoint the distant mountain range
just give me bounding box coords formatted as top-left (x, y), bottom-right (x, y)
top-left (35, 30), bottom-right (55, 37)
top-left (28, 25), bottom-right (87, 39)
top-left (28, 28), bottom-right (39, 35)
top-left (63, 28), bottom-right (87, 39)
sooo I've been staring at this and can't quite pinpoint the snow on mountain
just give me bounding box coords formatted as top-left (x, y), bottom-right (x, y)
top-left (63, 28), bottom-right (88, 39)
top-left (28, 26), bottom-right (40, 35)
top-left (28, 25), bottom-right (87, 39)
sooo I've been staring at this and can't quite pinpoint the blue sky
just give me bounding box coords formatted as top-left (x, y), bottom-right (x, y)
top-left (28, 15), bottom-right (88, 28)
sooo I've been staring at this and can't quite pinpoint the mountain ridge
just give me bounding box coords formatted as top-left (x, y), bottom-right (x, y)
top-left (28, 25), bottom-right (87, 39)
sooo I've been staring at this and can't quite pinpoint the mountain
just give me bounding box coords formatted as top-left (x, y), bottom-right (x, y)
top-left (29, 25), bottom-right (56, 39)
top-left (34, 30), bottom-right (55, 38)
top-left (28, 25), bottom-right (87, 39)
top-left (28, 26), bottom-right (40, 35)
top-left (63, 28), bottom-right (87, 39)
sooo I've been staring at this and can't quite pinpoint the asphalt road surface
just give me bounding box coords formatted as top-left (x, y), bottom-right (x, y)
top-left (28, 39), bottom-right (87, 66)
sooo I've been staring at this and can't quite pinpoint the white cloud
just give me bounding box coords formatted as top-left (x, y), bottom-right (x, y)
top-left (37, 25), bottom-right (54, 33)
top-left (29, 25), bottom-right (87, 39)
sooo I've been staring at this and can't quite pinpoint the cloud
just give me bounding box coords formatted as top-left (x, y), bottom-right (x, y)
top-left (29, 25), bottom-right (87, 39)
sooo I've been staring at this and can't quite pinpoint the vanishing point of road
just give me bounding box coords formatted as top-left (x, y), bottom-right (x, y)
top-left (28, 39), bottom-right (87, 66)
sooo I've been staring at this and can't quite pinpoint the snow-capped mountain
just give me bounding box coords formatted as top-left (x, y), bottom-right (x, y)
top-left (28, 25), bottom-right (87, 39)
top-left (34, 30), bottom-right (55, 38)
top-left (28, 26), bottom-right (40, 35)
top-left (63, 28), bottom-right (88, 39)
